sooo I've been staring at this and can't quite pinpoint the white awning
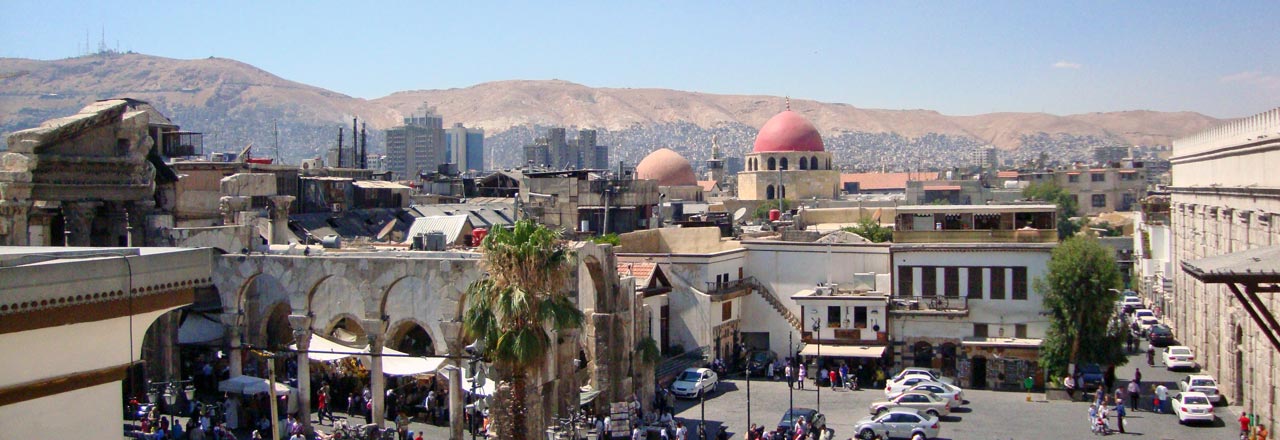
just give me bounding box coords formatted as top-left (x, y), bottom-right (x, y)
top-left (178, 314), bottom-right (224, 345)
top-left (799, 344), bottom-right (887, 358)
top-left (292, 333), bottom-right (367, 362)
top-left (439, 366), bottom-right (497, 397)
top-left (379, 346), bottom-right (445, 376)
top-left (218, 375), bottom-right (296, 396)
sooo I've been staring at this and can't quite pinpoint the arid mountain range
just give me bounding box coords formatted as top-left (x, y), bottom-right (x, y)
top-left (0, 53), bottom-right (1223, 168)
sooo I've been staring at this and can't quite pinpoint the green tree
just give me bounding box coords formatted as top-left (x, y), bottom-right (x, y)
top-left (1036, 236), bottom-right (1126, 378)
top-left (840, 217), bottom-right (893, 243)
top-left (1023, 182), bottom-right (1080, 239)
top-left (462, 220), bottom-right (584, 440)
top-left (590, 233), bottom-right (620, 246)
top-left (753, 199), bottom-right (792, 220)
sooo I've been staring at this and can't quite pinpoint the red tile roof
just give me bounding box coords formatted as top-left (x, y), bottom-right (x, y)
top-left (996, 171), bottom-right (1020, 178)
top-left (697, 180), bottom-right (719, 192)
top-left (923, 185), bottom-right (962, 191)
top-left (840, 172), bottom-right (940, 191)
top-left (618, 261), bottom-right (657, 285)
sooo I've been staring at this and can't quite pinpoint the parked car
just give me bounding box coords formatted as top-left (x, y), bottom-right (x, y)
top-left (1121, 297), bottom-right (1144, 314)
top-left (670, 368), bottom-right (718, 398)
top-left (853, 407), bottom-right (941, 440)
top-left (1147, 324), bottom-right (1176, 347)
top-left (887, 382), bottom-right (965, 406)
top-left (1170, 392), bottom-right (1215, 424)
top-left (885, 374), bottom-right (943, 397)
top-left (869, 391), bottom-right (951, 418)
top-left (1133, 308), bottom-right (1155, 320)
top-left (776, 407), bottom-right (827, 437)
top-left (1178, 374), bottom-right (1222, 403)
top-left (1078, 364), bottom-right (1105, 389)
top-left (746, 350), bottom-right (777, 376)
top-left (1163, 346), bottom-right (1197, 370)
top-left (1137, 316), bottom-right (1161, 336)
top-left (890, 368), bottom-right (953, 384)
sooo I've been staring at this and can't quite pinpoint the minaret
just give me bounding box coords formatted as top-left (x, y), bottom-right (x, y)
top-left (707, 134), bottom-right (725, 184)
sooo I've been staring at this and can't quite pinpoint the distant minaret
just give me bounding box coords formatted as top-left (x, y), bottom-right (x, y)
top-left (707, 134), bottom-right (725, 184)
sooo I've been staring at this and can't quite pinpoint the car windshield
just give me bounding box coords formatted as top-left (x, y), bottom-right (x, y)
top-left (1142, 318), bottom-right (1159, 324)
top-left (677, 371), bottom-right (701, 382)
top-left (1080, 365), bottom-right (1101, 374)
top-left (1191, 379), bottom-right (1216, 387)
top-left (751, 352), bottom-right (770, 362)
top-left (1184, 396), bottom-right (1210, 405)
top-left (1171, 348), bottom-right (1191, 355)
top-left (780, 410), bottom-right (813, 425)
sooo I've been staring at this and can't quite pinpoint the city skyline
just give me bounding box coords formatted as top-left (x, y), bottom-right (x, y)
top-left (2, 1), bottom-right (1277, 118)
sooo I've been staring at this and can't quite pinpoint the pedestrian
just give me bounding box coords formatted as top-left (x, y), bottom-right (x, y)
top-left (797, 363), bottom-right (807, 390)
top-left (1239, 413), bottom-right (1251, 437)
top-left (875, 368), bottom-right (886, 389)
top-left (1134, 367), bottom-right (1142, 388)
top-left (1259, 424), bottom-right (1270, 440)
top-left (1114, 386), bottom-right (1125, 408)
top-left (829, 369), bottom-right (838, 391)
top-left (1147, 346), bottom-right (1155, 366)
top-left (676, 421), bottom-right (688, 440)
top-left (1063, 374), bottom-right (1077, 401)
top-left (1155, 384), bottom-right (1168, 414)
top-left (785, 364), bottom-right (794, 389)
top-left (768, 361), bottom-right (776, 381)
top-left (1127, 380), bottom-right (1140, 411)
top-left (1115, 400), bottom-right (1126, 433)
top-left (317, 386), bottom-right (329, 425)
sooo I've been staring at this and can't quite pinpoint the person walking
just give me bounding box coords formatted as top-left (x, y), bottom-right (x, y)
top-left (1239, 413), bottom-right (1251, 437)
top-left (785, 364), bottom-right (794, 389)
top-left (1115, 399), bottom-right (1126, 433)
top-left (797, 363), bottom-right (807, 390)
top-left (1155, 384), bottom-right (1168, 414)
top-left (829, 369), bottom-right (838, 391)
top-left (1134, 367), bottom-right (1142, 389)
top-left (1127, 380), bottom-right (1140, 411)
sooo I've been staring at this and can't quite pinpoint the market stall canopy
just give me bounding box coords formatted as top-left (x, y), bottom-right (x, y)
top-left (379, 346), bottom-right (445, 376)
top-left (799, 344), bottom-right (886, 358)
top-left (218, 375), bottom-right (296, 396)
top-left (293, 333), bottom-right (368, 362)
top-left (178, 313), bottom-right (224, 345)
top-left (580, 388), bottom-right (602, 407)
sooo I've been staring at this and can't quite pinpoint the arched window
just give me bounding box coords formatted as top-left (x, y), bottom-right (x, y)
top-left (780, 157), bottom-right (789, 170)
top-left (812, 156), bottom-right (820, 170)
top-left (767, 157), bottom-right (776, 170)
top-left (780, 185), bottom-right (786, 199)
top-left (799, 157), bottom-right (808, 170)
top-left (749, 158), bottom-right (755, 171)
top-left (766, 185), bottom-right (775, 200)
top-left (827, 158), bottom-right (831, 170)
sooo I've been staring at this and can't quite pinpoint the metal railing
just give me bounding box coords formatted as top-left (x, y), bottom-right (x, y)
top-left (705, 276), bottom-right (755, 295)
top-left (889, 295), bottom-right (969, 313)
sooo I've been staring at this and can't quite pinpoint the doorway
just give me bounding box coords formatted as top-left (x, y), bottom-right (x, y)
top-left (971, 356), bottom-right (988, 389)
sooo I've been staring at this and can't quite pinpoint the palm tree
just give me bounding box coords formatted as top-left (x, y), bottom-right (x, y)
top-left (463, 220), bottom-right (584, 440)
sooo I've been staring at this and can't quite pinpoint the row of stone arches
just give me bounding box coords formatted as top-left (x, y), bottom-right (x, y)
top-left (747, 156), bottom-right (832, 171)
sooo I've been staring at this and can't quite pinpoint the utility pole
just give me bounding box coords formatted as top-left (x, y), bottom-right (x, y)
top-left (337, 127), bottom-right (344, 168)
top-left (352, 117), bottom-right (358, 169)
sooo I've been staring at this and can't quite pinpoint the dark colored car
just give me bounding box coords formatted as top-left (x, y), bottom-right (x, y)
top-left (747, 350), bottom-right (777, 375)
top-left (777, 408), bottom-right (827, 438)
top-left (1078, 364), bottom-right (1104, 389)
top-left (1148, 324), bottom-right (1176, 347)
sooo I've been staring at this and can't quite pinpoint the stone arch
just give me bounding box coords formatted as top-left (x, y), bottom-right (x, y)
top-left (379, 273), bottom-right (456, 355)
top-left (261, 301), bottom-right (293, 349)
top-left (582, 255), bottom-right (610, 310)
top-left (812, 156), bottom-right (819, 170)
top-left (386, 318), bottom-right (436, 356)
top-left (766, 185), bottom-right (775, 200)
top-left (799, 157), bottom-right (808, 170)
top-left (780, 157), bottom-right (789, 170)
top-left (322, 314), bottom-right (368, 343)
top-left (767, 157), bottom-right (776, 171)
top-left (827, 158), bottom-right (831, 170)
top-left (939, 342), bottom-right (958, 376)
top-left (308, 275), bottom-right (365, 335)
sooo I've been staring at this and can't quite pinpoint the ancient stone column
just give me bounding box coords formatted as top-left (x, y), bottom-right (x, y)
top-left (219, 196), bottom-right (251, 226)
top-left (363, 318), bottom-right (387, 427)
top-left (61, 201), bottom-right (101, 246)
top-left (267, 196), bottom-right (295, 245)
top-left (104, 201), bottom-right (130, 247)
top-left (222, 313), bottom-right (244, 377)
top-left (440, 321), bottom-right (466, 440)
top-left (289, 314), bottom-right (314, 431)
top-left (125, 200), bottom-right (154, 247)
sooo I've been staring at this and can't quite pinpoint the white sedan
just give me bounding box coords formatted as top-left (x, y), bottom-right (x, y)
top-left (1163, 346), bottom-right (1197, 370)
top-left (888, 381), bottom-right (965, 406)
top-left (670, 368), bottom-right (718, 399)
top-left (1170, 392), bottom-right (1215, 424)
top-left (1178, 374), bottom-right (1222, 404)
top-left (884, 374), bottom-right (941, 397)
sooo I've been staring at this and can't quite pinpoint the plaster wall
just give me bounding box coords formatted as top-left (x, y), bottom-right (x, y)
top-left (0, 381), bottom-right (120, 440)
top-left (891, 248), bottom-right (1052, 340)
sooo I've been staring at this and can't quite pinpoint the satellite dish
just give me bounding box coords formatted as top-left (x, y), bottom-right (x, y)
top-left (732, 207), bottom-right (748, 222)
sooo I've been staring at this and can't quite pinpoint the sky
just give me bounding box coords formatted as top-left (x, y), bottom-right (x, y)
top-left (2, 1), bottom-right (1278, 118)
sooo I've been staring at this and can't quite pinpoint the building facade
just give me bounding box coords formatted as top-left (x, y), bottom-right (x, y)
top-left (1168, 107), bottom-right (1280, 430)
top-left (385, 109), bottom-right (446, 180)
top-left (524, 128), bottom-right (608, 170)
top-left (445, 123), bottom-right (485, 173)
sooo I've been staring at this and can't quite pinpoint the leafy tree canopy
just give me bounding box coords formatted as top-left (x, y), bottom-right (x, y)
top-left (1024, 182), bottom-right (1081, 239)
top-left (753, 199), bottom-right (792, 220)
top-left (840, 217), bottom-right (893, 243)
top-left (1036, 236), bottom-right (1126, 378)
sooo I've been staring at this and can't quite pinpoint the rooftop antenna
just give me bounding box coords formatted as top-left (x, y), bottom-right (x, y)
top-left (273, 121), bottom-right (280, 164)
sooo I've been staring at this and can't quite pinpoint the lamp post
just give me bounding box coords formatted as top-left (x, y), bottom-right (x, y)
top-left (812, 317), bottom-right (821, 414)
top-left (787, 331), bottom-right (794, 420)
top-left (145, 379), bottom-right (196, 416)
top-left (700, 373), bottom-right (707, 440)
top-left (741, 341), bottom-right (751, 431)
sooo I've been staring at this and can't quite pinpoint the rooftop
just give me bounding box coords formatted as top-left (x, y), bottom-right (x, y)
top-left (895, 204), bottom-right (1057, 214)
top-left (1182, 245), bottom-right (1280, 284)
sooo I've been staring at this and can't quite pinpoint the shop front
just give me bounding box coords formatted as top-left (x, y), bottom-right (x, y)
top-left (956, 337), bottom-right (1043, 391)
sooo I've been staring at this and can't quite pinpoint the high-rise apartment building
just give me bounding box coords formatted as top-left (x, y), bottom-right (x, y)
top-left (524, 128), bottom-right (608, 170)
top-left (385, 107), bottom-right (445, 180)
top-left (445, 123), bottom-right (485, 173)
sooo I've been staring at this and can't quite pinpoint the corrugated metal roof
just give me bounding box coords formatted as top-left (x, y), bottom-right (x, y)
top-left (1182, 245), bottom-right (1280, 283)
top-left (353, 180), bottom-right (411, 189)
top-left (404, 215), bottom-right (471, 245)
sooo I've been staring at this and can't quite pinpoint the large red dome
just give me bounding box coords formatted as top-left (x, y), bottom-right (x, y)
top-left (636, 148), bottom-right (698, 186)
top-left (752, 110), bottom-right (824, 153)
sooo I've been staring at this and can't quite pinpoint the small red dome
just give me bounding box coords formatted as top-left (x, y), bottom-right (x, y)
top-left (636, 148), bottom-right (698, 186)
top-left (752, 110), bottom-right (824, 153)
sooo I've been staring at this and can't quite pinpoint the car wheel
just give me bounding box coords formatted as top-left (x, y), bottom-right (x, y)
top-left (858, 429), bottom-right (876, 440)
top-left (875, 407), bottom-right (887, 417)
top-left (927, 409), bottom-right (939, 418)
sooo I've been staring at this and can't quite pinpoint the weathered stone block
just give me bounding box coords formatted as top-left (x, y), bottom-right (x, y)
top-left (220, 173), bottom-right (277, 197)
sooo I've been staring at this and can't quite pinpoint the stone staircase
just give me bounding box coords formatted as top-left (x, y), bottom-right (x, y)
top-left (748, 278), bottom-right (801, 331)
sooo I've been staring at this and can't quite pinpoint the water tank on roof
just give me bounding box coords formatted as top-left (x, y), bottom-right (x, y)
top-left (320, 235), bottom-right (342, 249)
top-left (768, 209), bottom-right (782, 222)
top-left (472, 228), bottom-right (488, 245)
top-left (424, 232), bottom-right (447, 251)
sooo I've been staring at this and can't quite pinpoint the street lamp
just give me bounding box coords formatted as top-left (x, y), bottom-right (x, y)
top-left (812, 317), bottom-right (821, 414)
top-left (146, 379), bottom-right (196, 415)
top-left (465, 339), bottom-right (487, 440)
top-left (741, 341), bottom-right (751, 431)
top-left (787, 332), bottom-right (794, 422)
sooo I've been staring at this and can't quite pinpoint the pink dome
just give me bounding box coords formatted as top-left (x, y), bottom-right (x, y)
top-left (636, 148), bottom-right (698, 186)
top-left (752, 110), bottom-right (824, 153)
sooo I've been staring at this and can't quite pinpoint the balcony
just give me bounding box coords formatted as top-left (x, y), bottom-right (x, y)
top-left (705, 276), bottom-right (754, 300)
top-left (893, 229), bottom-right (1056, 244)
top-left (163, 131), bottom-right (204, 157)
top-left (889, 296), bottom-right (969, 316)
top-left (802, 328), bottom-right (887, 345)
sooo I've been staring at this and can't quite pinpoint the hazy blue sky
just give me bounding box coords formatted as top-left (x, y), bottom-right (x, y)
top-left (3, 1), bottom-right (1277, 118)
